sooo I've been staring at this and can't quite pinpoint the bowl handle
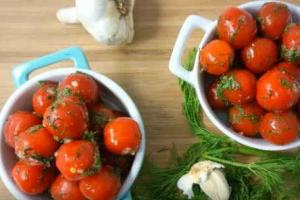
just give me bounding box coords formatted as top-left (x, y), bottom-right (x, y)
top-left (120, 191), bottom-right (132, 200)
top-left (169, 15), bottom-right (212, 86)
top-left (12, 46), bottom-right (90, 88)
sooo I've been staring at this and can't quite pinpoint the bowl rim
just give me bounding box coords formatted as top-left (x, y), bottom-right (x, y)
top-left (193, 0), bottom-right (300, 151)
top-left (0, 68), bottom-right (145, 200)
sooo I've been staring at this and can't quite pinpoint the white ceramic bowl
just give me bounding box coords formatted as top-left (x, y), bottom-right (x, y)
top-left (0, 47), bottom-right (145, 200)
top-left (169, 0), bottom-right (300, 151)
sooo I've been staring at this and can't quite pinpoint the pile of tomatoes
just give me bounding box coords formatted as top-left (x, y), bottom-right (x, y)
top-left (202, 2), bottom-right (300, 145)
top-left (4, 72), bottom-right (141, 200)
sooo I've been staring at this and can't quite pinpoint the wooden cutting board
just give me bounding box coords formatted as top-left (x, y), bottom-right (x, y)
top-left (0, 0), bottom-right (299, 199)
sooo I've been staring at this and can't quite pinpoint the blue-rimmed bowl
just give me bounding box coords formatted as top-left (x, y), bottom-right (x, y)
top-left (0, 46), bottom-right (145, 200)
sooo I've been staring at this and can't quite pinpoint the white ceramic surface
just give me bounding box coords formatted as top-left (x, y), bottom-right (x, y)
top-left (169, 0), bottom-right (300, 151)
top-left (0, 68), bottom-right (145, 200)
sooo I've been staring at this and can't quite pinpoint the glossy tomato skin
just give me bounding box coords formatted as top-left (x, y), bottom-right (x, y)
top-left (257, 2), bottom-right (292, 40)
top-left (229, 103), bottom-right (264, 137)
top-left (206, 80), bottom-right (227, 110)
top-left (274, 61), bottom-right (300, 82)
top-left (259, 111), bottom-right (299, 145)
top-left (241, 38), bottom-right (278, 74)
top-left (217, 7), bottom-right (257, 49)
top-left (282, 24), bottom-right (300, 64)
top-left (256, 68), bottom-right (300, 111)
top-left (15, 125), bottom-right (59, 164)
top-left (43, 96), bottom-right (88, 141)
top-left (32, 82), bottom-right (57, 116)
top-left (50, 175), bottom-right (86, 200)
top-left (12, 161), bottom-right (56, 195)
top-left (79, 166), bottom-right (121, 200)
top-left (217, 69), bottom-right (256, 105)
top-left (4, 111), bottom-right (41, 148)
top-left (104, 117), bottom-right (141, 155)
top-left (59, 72), bottom-right (99, 104)
top-left (55, 140), bottom-right (98, 181)
top-left (199, 39), bottom-right (234, 75)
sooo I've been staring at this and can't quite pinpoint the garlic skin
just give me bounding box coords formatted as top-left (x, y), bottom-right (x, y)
top-left (57, 0), bottom-right (135, 46)
top-left (177, 161), bottom-right (231, 200)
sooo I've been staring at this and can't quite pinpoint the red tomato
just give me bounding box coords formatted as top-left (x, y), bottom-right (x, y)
top-left (43, 96), bottom-right (88, 141)
top-left (217, 7), bottom-right (257, 49)
top-left (59, 72), bottom-right (99, 104)
top-left (274, 61), bottom-right (300, 82)
top-left (199, 39), bottom-right (234, 75)
top-left (257, 2), bottom-right (292, 40)
top-left (79, 166), bottom-right (121, 200)
top-left (55, 140), bottom-right (99, 181)
top-left (256, 68), bottom-right (300, 111)
top-left (4, 111), bottom-right (41, 148)
top-left (216, 69), bottom-right (256, 104)
top-left (12, 161), bottom-right (56, 195)
top-left (15, 125), bottom-right (59, 165)
top-left (104, 117), bottom-right (141, 155)
top-left (89, 103), bottom-right (116, 133)
top-left (241, 38), bottom-right (278, 74)
top-left (281, 24), bottom-right (300, 64)
top-left (206, 80), bottom-right (227, 109)
top-left (50, 175), bottom-right (85, 200)
top-left (259, 111), bottom-right (299, 145)
top-left (32, 82), bottom-right (57, 116)
top-left (228, 103), bottom-right (264, 137)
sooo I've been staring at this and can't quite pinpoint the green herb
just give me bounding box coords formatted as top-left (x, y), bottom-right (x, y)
top-left (230, 105), bottom-right (259, 124)
top-left (38, 81), bottom-right (46, 87)
top-left (132, 49), bottom-right (300, 200)
top-left (83, 131), bottom-right (98, 142)
top-left (229, 15), bottom-right (245, 43)
top-left (30, 154), bottom-right (53, 167)
top-left (82, 145), bottom-right (101, 176)
top-left (281, 45), bottom-right (300, 63)
top-left (216, 74), bottom-right (240, 101)
top-left (28, 125), bottom-right (43, 133)
top-left (280, 78), bottom-right (294, 89)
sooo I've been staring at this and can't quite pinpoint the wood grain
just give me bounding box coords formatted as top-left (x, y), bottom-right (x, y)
top-left (0, 0), bottom-right (299, 199)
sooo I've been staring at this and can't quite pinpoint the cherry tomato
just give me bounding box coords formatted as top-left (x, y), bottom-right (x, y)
top-left (15, 125), bottom-right (59, 165)
top-left (217, 7), bottom-right (257, 49)
top-left (281, 24), bottom-right (300, 64)
top-left (216, 69), bottom-right (256, 104)
top-left (12, 161), bottom-right (56, 195)
top-left (256, 68), bottom-right (300, 111)
top-left (104, 117), bottom-right (141, 155)
top-left (59, 72), bottom-right (99, 104)
top-left (274, 61), bottom-right (300, 82)
top-left (89, 103), bottom-right (116, 133)
top-left (257, 2), bottom-right (292, 40)
top-left (259, 111), bottom-right (299, 145)
top-left (55, 140), bottom-right (99, 181)
top-left (206, 80), bottom-right (227, 109)
top-left (32, 82), bottom-right (57, 116)
top-left (4, 111), bottom-right (41, 148)
top-left (79, 166), bottom-right (121, 200)
top-left (50, 175), bottom-right (85, 200)
top-left (241, 38), bottom-right (278, 74)
top-left (199, 39), bottom-right (234, 75)
top-left (229, 103), bottom-right (264, 137)
top-left (43, 96), bottom-right (88, 141)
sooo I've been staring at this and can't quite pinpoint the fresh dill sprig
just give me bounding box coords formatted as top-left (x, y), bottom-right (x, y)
top-left (132, 49), bottom-right (300, 200)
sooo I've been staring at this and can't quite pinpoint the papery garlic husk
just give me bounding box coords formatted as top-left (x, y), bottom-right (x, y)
top-left (177, 160), bottom-right (231, 200)
top-left (57, 0), bottom-right (135, 46)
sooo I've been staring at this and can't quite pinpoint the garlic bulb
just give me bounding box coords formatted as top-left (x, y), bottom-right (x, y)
top-left (56, 0), bottom-right (135, 46)
top-left (177, 160), bottom-right (231, 200)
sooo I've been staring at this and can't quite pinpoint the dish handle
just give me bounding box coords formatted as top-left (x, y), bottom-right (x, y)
top-left (12, 46), bottom-right (90, 88)
top-left (169, 15), bottom-right (212, 86)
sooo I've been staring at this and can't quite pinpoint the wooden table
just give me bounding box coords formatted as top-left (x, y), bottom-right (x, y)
top-left (0, 0), bottom-right (299, 199)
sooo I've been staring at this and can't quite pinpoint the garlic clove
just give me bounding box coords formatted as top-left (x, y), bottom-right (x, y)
top-left (177, 174), bottom-right (195, 199)
top-left (199, 170), bottom-right (231, 200)
top-left (177, 160), bottom-right (231, 200)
